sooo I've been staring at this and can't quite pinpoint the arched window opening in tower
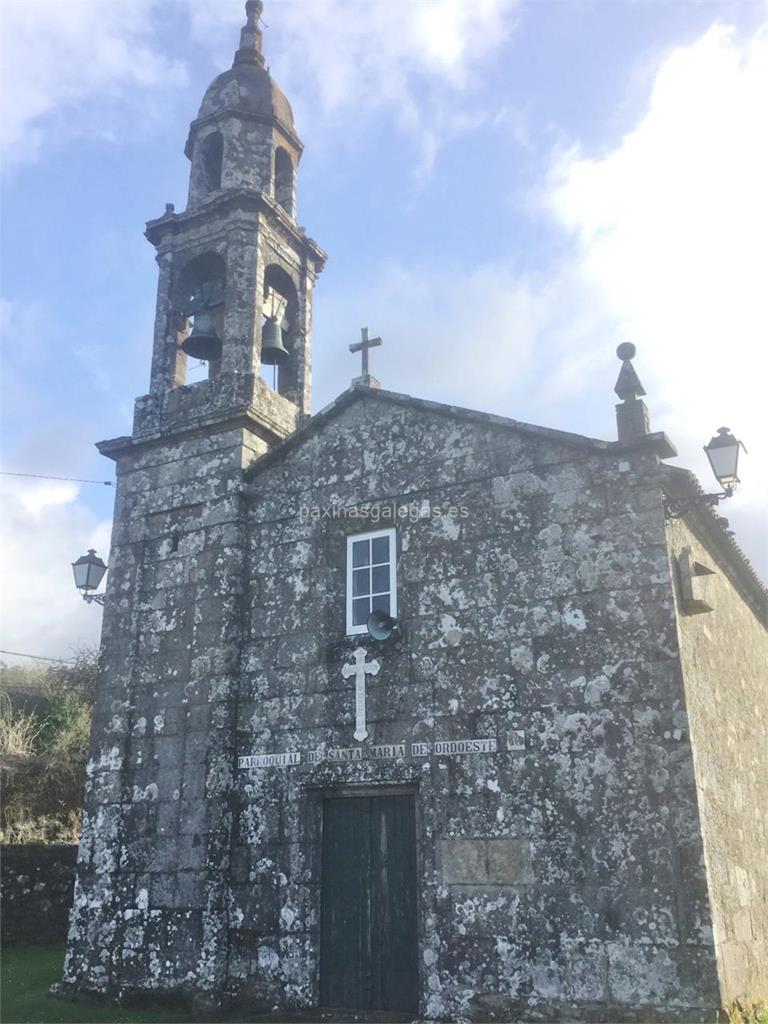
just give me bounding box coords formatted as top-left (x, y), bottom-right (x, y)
top-left (175, 252), bottom-right (227, 386)
top-left (201, 132), bottom-right (224, 193)
top-left (261, 264), bottom-right (298, 394)
top-left (274, 147), bottom-right (294, 216)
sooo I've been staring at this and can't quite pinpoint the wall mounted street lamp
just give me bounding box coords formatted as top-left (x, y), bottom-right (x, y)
top-left (703, 427), bottom-right (745, 495)
top-left (72, 549), bottom-right (108, 605)
top-left (665, 427), bottom-right (747, 519)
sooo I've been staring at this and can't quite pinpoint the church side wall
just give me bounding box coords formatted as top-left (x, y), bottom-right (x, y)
top-left (234, 400), bottom-right (720, 1022)
top-left (666, 516), bottom-right (768, 1008)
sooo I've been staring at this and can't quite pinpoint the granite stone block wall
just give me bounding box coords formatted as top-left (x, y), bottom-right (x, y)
top-left (58, 386), bottom-right (768, 1021)
top-left (227, 396), bottom-right (721, 1021)
top-left (60, 389), bottom-right (754, 1021)
top-left (667, 514), bottom-right (768, 1007)
top-left (61, 420), bottom-right (265, 998)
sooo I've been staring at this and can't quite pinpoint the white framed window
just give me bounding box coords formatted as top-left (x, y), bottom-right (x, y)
top-left (346, 528), bottom-right (397, 636)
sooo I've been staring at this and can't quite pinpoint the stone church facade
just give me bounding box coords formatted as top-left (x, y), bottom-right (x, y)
top-left (60, 4), bottom-right (768, 1020)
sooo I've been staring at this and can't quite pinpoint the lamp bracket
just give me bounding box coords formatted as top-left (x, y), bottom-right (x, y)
top-left (81, 593), bottom-right (107, 606)
top-left (664, 487), bottom-right (733, 521)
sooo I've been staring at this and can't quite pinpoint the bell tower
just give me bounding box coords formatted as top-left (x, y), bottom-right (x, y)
top-left (61, 5), bottom-right (324, 1003)
top-left (138, 0), bottom-right (325, 444)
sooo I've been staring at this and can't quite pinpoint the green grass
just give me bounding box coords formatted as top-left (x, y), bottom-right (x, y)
top-left (0, 946), bottom-right (404, 1024)
top-left (0, 946), bottom-right (193, 1024)
top-left (5, 945), bottom-right (766, 1024)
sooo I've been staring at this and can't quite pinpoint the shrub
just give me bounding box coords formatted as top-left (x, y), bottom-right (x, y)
top-left (0, 695), bottom-right (42, 760)
top-left (0, 648), bottom-right (97, 844)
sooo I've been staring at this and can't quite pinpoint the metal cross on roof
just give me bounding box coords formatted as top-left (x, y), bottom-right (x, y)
top-left (349, 327), bottom-right (382, 381)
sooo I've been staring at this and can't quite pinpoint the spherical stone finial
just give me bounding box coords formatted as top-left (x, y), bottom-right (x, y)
top-left (616, 342), bottom-right (636, 361)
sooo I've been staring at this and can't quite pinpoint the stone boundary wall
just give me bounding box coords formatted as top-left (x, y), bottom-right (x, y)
top-left (1, 844), bottom-right (78, 946)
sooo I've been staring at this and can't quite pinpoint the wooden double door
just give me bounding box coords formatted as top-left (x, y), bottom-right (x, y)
top-left (320, 793), bottom-right (419, 1014)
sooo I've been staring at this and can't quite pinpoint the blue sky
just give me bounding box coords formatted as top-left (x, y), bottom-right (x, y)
top-left (1, 0), bottom-right (766, 660)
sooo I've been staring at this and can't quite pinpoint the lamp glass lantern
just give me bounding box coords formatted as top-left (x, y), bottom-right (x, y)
top-left (72, 549), bottom-right (107, 593)
top-left (704, 427), bottom-right (743, 490)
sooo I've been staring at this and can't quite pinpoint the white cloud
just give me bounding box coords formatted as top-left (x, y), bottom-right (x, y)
top-left (189, 0), bottom-right (517, 172)
top-left (315, 260), bottom-right (550, 412)
top-left (314, 254), bottom-right (628, 452)
top-left (315, 16), bottom-right (768, 579)
top-left (543, 18), bottom-right (768, 576)
top-left (0, 0), bottom-right (516, 171)
top-left (0, 0), bottom-right (186, 165)
top-left (16, 481), bottom-right (79, 518)
top-left (0, 479), bottom-right (110, 663)
top-left (273, 0), bottom-right (515, 102)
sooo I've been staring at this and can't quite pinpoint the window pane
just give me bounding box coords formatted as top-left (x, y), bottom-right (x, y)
top-left (353, 597), bottom-right (370, 626)
top-left (371, 565), bottom-right (389, 595)
top-left (371, 593), bottom-right (390, 614)
top-left (353, 569), bottom-right (370, 597)
top-left (352, 540), bottom-right (369, 567)
top-left (371, 536), bottom-right (389, 564)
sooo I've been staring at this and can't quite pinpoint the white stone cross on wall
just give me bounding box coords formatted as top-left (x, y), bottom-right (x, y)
top-left (341, 646), bottom-right (380, 742)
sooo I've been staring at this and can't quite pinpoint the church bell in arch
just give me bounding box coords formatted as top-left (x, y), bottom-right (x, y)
top-left (260, 286), bottom-right (290, 366)
top-left (260, 318), bottom-right (289, 366)
top-left (180, 277), bottom-right (224, 362)
top-left (181, 312), bottom-right (223, 362)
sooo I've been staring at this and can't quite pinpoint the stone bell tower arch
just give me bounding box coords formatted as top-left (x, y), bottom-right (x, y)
top-left (60, 3), bottom-right (324, 1004)
top-left (143, 0), bottom-right (325, 431)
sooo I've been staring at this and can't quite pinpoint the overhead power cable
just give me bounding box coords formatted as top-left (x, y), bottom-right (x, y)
top-left (0, 472), bottom-right (113, 487)
top-left (0, 650), bottom-right (74, 664)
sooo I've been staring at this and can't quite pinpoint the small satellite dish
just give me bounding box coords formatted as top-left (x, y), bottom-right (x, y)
top-left (367, 610), bottom-right (398, 641)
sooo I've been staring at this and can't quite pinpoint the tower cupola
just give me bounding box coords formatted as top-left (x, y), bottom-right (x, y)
top-left (185, 0), bottom-right (301, 218)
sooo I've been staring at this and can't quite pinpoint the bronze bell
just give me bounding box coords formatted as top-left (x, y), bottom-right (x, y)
top-left (261, 317), bottom-right (289, 366)
top-left (181, 312), bottom-right (222, 362)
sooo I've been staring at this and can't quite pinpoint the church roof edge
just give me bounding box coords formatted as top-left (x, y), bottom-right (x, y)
top-left (662, 464), bottom-right (767, 620)
top-left (245, 385), bottom-right (615, 482)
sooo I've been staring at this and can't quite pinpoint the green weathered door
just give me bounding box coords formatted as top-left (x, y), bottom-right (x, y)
top-left (320, 794), bottom-right (418, 1013)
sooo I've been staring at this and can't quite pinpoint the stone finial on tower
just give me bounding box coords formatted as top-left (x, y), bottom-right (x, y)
top-left (234, 0), bottom-right (265, 67)
top-left (614, 342), bottom-right (650, 442)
